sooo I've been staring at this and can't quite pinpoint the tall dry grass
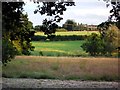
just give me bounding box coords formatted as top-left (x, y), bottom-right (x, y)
top-left (2, 56), bottom-right (119, 80)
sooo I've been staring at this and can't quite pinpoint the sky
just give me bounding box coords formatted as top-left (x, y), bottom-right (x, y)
top-left (23, 0), bottom-right (112, 27)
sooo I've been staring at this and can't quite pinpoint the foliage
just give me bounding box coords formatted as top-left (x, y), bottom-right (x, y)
top-left (98, 22), bottom-right (120, 56)
top-left (2, 2), bottom-right (24, 65)
top-left (2, 1), bottom-right (75, 65)
top-left (77, 23), bottom-right (88, 31)
top-left (34, 25), bottom-right (42, 31)
top-left (62, 20), bottom-right (89, 31)
top-left (40, 19), bottom-right (58, 39)
top-left (2, 2), bottom-right (35, 65)
top-left (107, 1), bottom-right (120, 22)
top-left (62, 19), bottom-right (77, 31)
top-left (34, 1), bottom-right (75, 36)
top-left (104, 0), bottom-right (120, 29)
top-left (82, 23), bottom-right (120, 56)
top-left (81, 33), bottom-right (105, 56)
top-left (2, 39), bottom-right (17, 66)
top-left (14, 14), bottom-right (35, 55)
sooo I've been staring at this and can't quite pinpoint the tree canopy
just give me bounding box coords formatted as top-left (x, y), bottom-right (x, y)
top-left (62, 19), bottom-right (77, 31)
top-left (2, 0), bottom-right (120, 65)
top-left (2, 2), bottom-right (35, 65)
top-left (33, 1), bottom-right (75, 36)
top-left (104, 0), bottom-right (120, 29)
top-left (2, 1), bottom-right (75, 65)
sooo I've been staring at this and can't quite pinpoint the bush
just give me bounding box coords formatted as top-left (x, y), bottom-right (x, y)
top-left (2, 39), bottom-right (17, 65)
top-left (81, 33), bottom-right (115, 56)
top-left (81, 33), bottom-right (103, 56)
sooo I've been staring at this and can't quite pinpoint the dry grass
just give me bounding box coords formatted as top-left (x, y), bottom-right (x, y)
top-left (35, 31), bottom-right (99, 36)
top-left (2, 56), bottom-right (119, 80)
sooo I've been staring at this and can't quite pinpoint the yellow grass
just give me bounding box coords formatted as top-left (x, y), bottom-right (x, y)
top-left (3, 56), bottom-right (119, 80)
top-left (35, 31), bottom-right (99, 36)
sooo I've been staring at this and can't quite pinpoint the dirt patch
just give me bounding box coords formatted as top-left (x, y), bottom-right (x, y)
top-left (2, 78), bottom-right (119, 88)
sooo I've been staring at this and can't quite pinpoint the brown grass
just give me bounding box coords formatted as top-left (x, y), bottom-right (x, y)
top-left (3, 56), bottom-right (119, 80)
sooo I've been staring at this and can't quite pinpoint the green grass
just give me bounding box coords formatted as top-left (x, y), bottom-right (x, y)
top-left (30, 40), bottom-right (88, 56)
top-left (2, 56), bottom-right (119, 81)
top-left (32, 31), bottom-right (99, 57)
top-left (35, 31), bottom-right (99, 36)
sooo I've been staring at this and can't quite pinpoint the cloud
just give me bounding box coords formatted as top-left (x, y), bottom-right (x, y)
top-left (23, 0), bottom-right (112, 26)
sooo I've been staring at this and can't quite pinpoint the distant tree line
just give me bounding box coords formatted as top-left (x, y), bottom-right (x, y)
top-left (32, 35), bottom-right (88, 41)
top-left (34, 19), bottom-right (98, 32)
top-left (62, 19), bottom-right (98, 31)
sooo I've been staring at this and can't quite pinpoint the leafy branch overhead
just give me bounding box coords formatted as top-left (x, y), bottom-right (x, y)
top-left (2, 2), bottom-right (35, 65)
top-left (109, 1), bottom-right (120, 22)
top-left (103, 0), bottom-right (120, 28)
top-left (33, 1), bottom-right (75, 36)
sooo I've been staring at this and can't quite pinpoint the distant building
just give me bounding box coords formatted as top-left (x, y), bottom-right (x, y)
top-left (87, 25), bottom-right (98, 31)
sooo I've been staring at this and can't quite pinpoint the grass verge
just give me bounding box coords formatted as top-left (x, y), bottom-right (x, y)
top-left (2, 56), bottom-right (119, 81)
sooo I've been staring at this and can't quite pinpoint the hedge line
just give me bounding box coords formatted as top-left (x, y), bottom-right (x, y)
top-left (32, 35), bottom-right (88, 41)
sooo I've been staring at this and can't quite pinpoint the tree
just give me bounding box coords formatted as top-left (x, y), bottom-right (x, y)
top-left (34, 25), bottom-right (42, 31)
top-left (82, 21), bottom-right (120, 57)
top-left (98, 22), bottom-right (120, 56)
top-left (104, 0), bottom-right (120, 29)
top-left (63, 19), bottom-right (77, 31)
top-left (13, 13), bottom-right (35, 55)
top-left (34, 1), bottom-right (75, 35)
top-left (81, 33), bottom-right (105, 56)
top-left (78, 23), bottom-right (87, 31)
top-left (2, 2), bottom-right (35, 65)
top-left (2, 39), bottom-right (17, 65)
top-left (2, 2), bottom-right (24, 65)
top-left (2, 1), bottom-right (75, 65)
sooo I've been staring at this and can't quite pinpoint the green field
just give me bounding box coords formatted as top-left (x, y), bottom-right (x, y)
top-left (30, 41), bottom-right (88, 56)
top-left (35, 31), bottom-right (99, 36)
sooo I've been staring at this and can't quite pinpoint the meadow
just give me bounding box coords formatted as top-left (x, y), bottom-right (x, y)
top-left (3, 30), bottom-right (119, 81)
top-left (31, 31), bottom-right (99, 56)
top-left (35, 31), bottom-right (99, 36)
top-left (2, 56), bottom-right (119, 81)
top-left (30, 41), bottom-right (88, 56)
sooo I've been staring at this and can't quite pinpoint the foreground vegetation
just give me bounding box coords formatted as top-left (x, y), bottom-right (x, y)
top-left (2, 56), bottom-right (119, 81)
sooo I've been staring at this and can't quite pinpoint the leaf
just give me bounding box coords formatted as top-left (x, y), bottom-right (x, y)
top-left (34, 10), bottom-right (38, 14)
top-left (110, 9), bottom-right (113, 13)
top-left (106, 4), bottom-right (110, 7)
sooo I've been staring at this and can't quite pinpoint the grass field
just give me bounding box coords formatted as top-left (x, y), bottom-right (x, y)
top-left (35, 31), bottom-right (99, 36)
top-left (32, 31), bottom-right (99, 56)
top-left (2, 56), bottom-right (119, 81)
top-left (30, 41), bottom-right (88, 56)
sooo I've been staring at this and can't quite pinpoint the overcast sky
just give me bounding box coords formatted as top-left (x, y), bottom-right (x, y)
top-left (23, 0), bottom-right (112, 27)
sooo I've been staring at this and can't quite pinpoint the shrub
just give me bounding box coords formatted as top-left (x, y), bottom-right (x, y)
top-left (39, 51), bottom-right (43, 56)
top-left (2, 39), bottom-right (17, 66)
top-left (81, 33), bottom-right (104, 56)
top-left (81, 33), bottom-right (115, 56)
